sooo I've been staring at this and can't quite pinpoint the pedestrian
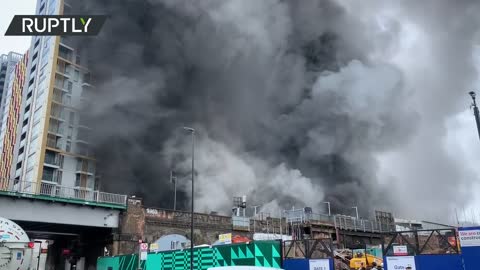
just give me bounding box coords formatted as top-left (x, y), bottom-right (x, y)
top-left (376, 263), bottom-right (384, 270)
top-left (357, 262), bottom-right (366, 270)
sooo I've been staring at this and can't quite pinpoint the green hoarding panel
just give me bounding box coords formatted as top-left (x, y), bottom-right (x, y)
top-left (98, 240), bottom-right (281, 270)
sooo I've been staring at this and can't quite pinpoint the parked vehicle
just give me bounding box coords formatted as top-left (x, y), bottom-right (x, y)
top-left (0, 217), bottom-right (34, 270)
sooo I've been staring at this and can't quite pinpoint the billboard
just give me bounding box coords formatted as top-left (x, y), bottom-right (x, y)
top-left (458, 227), bottom-right (480, 247)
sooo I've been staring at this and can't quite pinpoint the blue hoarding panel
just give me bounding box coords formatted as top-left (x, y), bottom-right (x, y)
top-left (463, 247), bottom-right (480, 270)
top-left (284, 259), bottom-right (309, 270)
top-left (284, 258), bottom-right (334, 270)
top-left (415, 255), bottom-right (463, 270)
top-left (459, 226), bottom-right (480, 270)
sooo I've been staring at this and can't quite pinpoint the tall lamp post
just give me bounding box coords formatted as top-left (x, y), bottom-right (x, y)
top-left (183, 127), bottom-right (195, 270)
top-left (352, 206), bottom-right (359, 219)
top-left (469, 91), bottom-right (480, 141)
top-left (322, 201), bottom-right (331, 216)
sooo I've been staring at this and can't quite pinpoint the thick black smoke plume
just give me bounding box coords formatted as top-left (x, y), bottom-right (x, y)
top-left (73, 0), bottom-right (480, 220)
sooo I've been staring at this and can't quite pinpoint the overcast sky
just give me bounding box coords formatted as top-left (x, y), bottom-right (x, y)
top-left (0, 0), bottom-right (36, 54)
top-left (1, 0), bottom-right (479, 225)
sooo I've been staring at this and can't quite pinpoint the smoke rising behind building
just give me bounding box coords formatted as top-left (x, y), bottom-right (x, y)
top-left (74, 0), bottom-right (480, 220)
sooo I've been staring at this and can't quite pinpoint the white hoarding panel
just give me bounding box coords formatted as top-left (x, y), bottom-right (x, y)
top-left (386, 256), bottom-right (416, 270)
top-left (458, 228), bottom-right (480, 247)
top-left (309, 259), bottom-right (330, 270)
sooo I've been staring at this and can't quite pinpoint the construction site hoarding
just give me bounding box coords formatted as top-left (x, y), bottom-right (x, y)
top-left (97, 240), bottom-right (281, 270)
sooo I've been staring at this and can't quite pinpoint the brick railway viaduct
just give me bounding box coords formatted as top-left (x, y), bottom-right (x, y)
top-left (112, 197), bottom-right (389, 255)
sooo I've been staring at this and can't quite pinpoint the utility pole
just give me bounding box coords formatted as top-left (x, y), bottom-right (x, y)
top-left (322, 201), bottom-right (331, 216)
top-left (170, 171), bottom-right (177, 211)
top-left (183, 127), bottom-right (195, 270)
top-left (252, 205), bottom-right (260, 234)
top-left (352, 206), bottom-right (359, 220)
top-left (455, 208), bottom-right (460, 227)
top-left (469, 91), bottom-right (480, 141)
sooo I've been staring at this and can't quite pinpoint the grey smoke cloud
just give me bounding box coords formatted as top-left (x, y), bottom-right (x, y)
top-left (74, 0), bottom-right (480, 220)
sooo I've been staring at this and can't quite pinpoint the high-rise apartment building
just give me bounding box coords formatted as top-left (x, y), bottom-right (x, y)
top-left (9, 0), bottom-right (97, 195)
top-left (0, 52), bottom-right (23, 117)
top-left (0, 53), bottom-right (28, 188)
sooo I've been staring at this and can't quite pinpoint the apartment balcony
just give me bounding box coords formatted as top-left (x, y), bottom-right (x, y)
top-left (50, 111), bottom-right (66, 121)
top-left (46, 136), bottom-right (65, 150)
top-left (55, 65), bottom-right (72, 78)
top-left (76, 162), bottom-right (95, 175)
top-left (48, 125), bottom-right (64, 136)
top-left (54, 77), bottom-right (73, 94)
top-left (44, 156), bottom-right (61, 168)
top-left (0, 179), bottom-right (127, 209)
top-left (59, 37), bottom-right (74, 50)
top-left (42, 170), bottom-right (61, 183)
top-left (75, 136), bottom-right (90, 145)
top-left (77, 121), bottom-right (92, 130)
top-left (58, 46), bottom-right (73, 62)
top-left (74, 146), bottom-right (93, 157)
top-left (52, 90), bottom-right (72, 107)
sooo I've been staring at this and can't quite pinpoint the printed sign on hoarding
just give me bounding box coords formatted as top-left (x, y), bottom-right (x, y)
top-left (458, 228), bottom-right (480, 247)
top-left (393, 245), bottom-right (408, 256)
top-left (140, 251), bottom-right (147, 261)
top-left (219, 233), bottom-right (232, 244)
top-left (309, 259), bottom-right (330, 270)
top-left (386, 256), bottom-right (416, 270)
top-left (149, 243), bottom-right (159, 252)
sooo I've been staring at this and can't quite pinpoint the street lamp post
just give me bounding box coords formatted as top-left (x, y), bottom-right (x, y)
top-left (352, 206), bottom-right (359, 219)
top-left (322, 202), bottom-right (331, 216)
top-left (469, 91), bottom-right (480, 141)
top-left (183, 127), bottom-right (195, 270)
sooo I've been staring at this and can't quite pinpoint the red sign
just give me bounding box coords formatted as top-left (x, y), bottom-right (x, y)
top-left (140, 243), bottom-right (148, 252)
top-left (448, 236), bottom-right (457, 247)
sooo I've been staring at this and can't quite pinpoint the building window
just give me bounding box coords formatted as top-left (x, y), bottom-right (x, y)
top-left (39, 2), bottom-right (45, 13)
top-left (73, 70), bottom-right (79, 82)
top-left (42, 167), bottom-right (56, 182)
top-left (75, 174), bottom-right (80, 186)
top-left (66, 141), bottom-right (71, 152)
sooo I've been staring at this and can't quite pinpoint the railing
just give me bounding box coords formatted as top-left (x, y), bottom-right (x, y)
top-left (306, 212), bottom-right (334, 224)
top-left (285, 209), bottom-right (334, 224)
top-left (232, 216), bottom-right (250, 231)
top-left (334, 215), bottom-right (393, 233)
top-left (0, 179), bottom-right (127, 208)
